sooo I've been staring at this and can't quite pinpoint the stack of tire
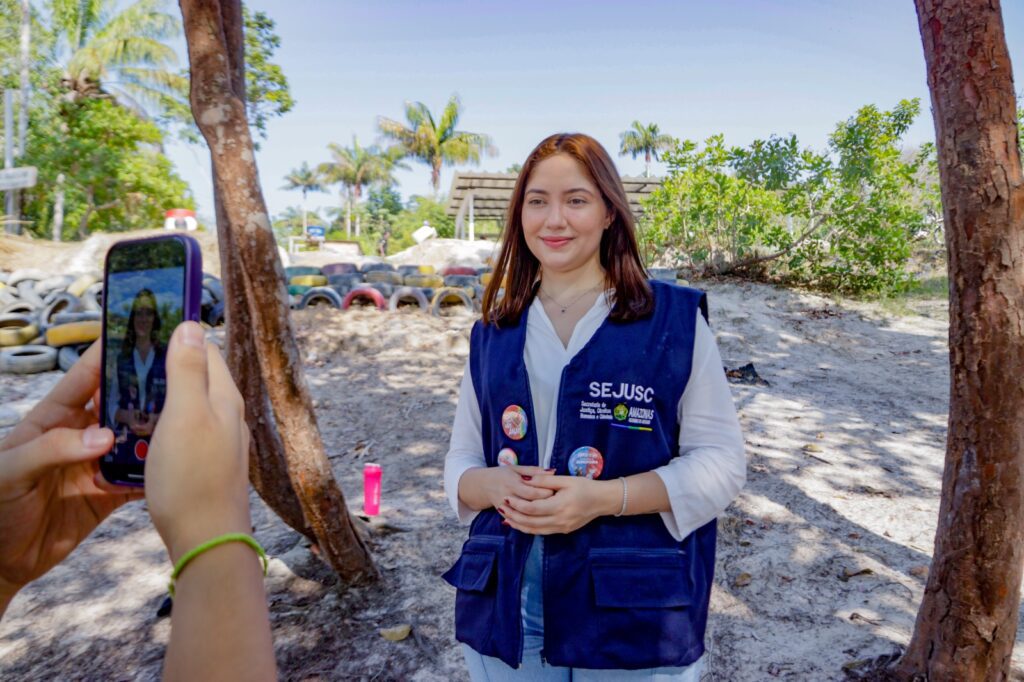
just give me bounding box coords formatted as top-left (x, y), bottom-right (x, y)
top-left (282, 262), bottom-right (502, 316)
top-left (1, 269), bottom-right (103, 375)
top-left (0, 269), bottom-right (230, 376)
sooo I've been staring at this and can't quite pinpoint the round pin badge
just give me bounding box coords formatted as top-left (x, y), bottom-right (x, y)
top-left (497, 448), bottom-right (518, 467)
top-left (134, 439), bottom-right (149, 461)
top-left (501, 405), bottom-right (528, 441)
top-left (568, 446), bottom-right (604, 479)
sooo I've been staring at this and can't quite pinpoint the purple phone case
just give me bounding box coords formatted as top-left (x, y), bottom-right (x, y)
top-left (99, 234), bottom-right (203, 487)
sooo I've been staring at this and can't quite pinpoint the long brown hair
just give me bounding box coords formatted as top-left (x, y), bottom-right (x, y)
top-left (122, 288), bottom-right (162, 357)
top-left (481, 133), bottom-right (652, 326)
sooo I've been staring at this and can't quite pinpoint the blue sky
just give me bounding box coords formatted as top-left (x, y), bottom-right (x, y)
top-left (165, 1), bottom-right (1024, 226)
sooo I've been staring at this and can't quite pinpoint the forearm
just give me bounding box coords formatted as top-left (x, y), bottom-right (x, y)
top-left (593, 471), bottom-right (671, 517)
top-left (163, 543), bottom-right (276, 681)
top-left (457, 466), bottom-right (495, 511)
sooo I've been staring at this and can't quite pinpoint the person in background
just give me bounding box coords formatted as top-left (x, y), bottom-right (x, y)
top-left (109, 288), bottom-right (167, 442)
top-left (0, 322), bottom-right (276, 680)
top-left (443, 132), bottom-right (746, 680)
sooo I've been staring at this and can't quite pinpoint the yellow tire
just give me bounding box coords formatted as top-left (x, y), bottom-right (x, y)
top-left (0, 321), bottom-right (39, 347)
top-left (45, 320), bottom-right (101, 347)
top-left (416, 265), bottom-right (436, 275)
top-left (479, 272), bottom-right (505, 287)
top-left (403, 273), bottom-right (444, 288)
top-left (67, 273), bottom-right (100, 298)
top-left (289, 275), bottom-right (328, 287)
top-left (430, 287), bottom-right (475, 316)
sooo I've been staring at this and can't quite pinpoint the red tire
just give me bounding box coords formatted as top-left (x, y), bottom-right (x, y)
top-left (342, 286), bottom-right (387, 311)
top-left (442, 266), bottom-right (477, 276)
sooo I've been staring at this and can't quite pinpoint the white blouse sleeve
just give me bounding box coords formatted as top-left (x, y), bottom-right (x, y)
top-left (444, 359), bottom-right (488, 525)
top-left (653, 311), bottom-right (747, 541)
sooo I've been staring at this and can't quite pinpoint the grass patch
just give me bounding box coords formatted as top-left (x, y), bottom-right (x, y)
top-left (872, 274), bottom-right (948, 317)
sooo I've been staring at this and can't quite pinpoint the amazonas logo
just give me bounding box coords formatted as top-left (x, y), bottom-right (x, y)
top-left (613, 404), bottom-right (629, 421)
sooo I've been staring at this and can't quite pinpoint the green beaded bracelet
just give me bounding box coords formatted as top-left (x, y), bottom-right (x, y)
top-left (168, 533), bottom-right (268, 597)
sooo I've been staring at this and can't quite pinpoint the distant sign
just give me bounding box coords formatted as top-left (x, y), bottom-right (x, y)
top-left (165, 208), bottom-right (198, 231)
top-left (306, 225), bottom-right (326, 239)
top-left (0, 166), bottom-right (37, 191)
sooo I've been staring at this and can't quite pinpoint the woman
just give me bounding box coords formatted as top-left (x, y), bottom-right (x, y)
top-left (443, 133), bottom-right (746, 680)
top-left (109, 289), bottom-right (168, 447)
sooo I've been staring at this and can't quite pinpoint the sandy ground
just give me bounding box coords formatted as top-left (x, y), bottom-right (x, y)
top-left (0, 238), bottom-right (1022, 679)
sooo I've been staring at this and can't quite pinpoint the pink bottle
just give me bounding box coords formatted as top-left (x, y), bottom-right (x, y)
top-left (363, 463), bottom-right (382, 516)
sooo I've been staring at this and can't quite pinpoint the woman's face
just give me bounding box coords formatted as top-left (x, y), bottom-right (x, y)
top-left (133, 305), bottom-right (155, 339)
top-left (521, 153), bottom-right (611, 277)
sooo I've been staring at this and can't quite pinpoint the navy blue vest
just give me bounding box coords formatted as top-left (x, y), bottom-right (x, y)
top-left (443, 280), bottom-right (717, 670)
top-left (116, 345), bottom-right (167, 453)
top-left (117, 345), bottom-right (167, 415)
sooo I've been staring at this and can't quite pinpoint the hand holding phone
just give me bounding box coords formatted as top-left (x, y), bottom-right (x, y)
top-left (99, 235), bottom-right (201, 486)
top-left (144, 322), bottom-right (253, 563)
top-left (0, 342), bottom-right (144, 616)
top-left (145, 322), bottom-right (275, 682)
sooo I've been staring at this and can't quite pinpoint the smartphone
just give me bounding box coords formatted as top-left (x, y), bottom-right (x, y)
top-left (99, 235), bottom-right (202, 486)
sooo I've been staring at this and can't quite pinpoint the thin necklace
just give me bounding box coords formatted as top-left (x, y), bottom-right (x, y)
top-left (540, 282), bottom-right (602, 314)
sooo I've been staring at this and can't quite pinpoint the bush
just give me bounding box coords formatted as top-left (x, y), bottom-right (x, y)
top-left (640, 100), bottom-right (932, 295)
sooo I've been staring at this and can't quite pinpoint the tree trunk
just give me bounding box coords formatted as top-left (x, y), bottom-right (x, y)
top-left (51, 173), bottom-right (63, 242)
top-left (645, 150), bottom-right (651, 178)
top-left (345, 194), bottom-right (351, 238)
top-left (77, 190), bottom-right (93, 240)
top-left (17, 0), bottom-right (28, 158)
top-left (301, 188), bottom-right (307, 233)
top-left (354, 184), bottom-right (361, 237)
top-left (214, 188), bottom-right (311, 540)
top-left (179, 0), bottom-right (377, 584)
top-left (898, 1), bottom-right (1024, 679)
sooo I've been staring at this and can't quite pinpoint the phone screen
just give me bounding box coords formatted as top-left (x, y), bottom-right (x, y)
top-left (100, 238), bottom-right (189, 485)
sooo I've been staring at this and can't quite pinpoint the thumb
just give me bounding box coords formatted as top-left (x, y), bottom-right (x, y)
top-left (4, 425), bottom-right (113, 485)
top-left (164, 322), bottom-right (210, 413)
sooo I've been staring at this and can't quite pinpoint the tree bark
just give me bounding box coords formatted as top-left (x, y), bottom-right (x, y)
top-left (213, 188), bottom-right (310, 539)
top-left (898, 1), bottom-right (1024, 679)
top-left (179, 0), bottom-right (377, 584)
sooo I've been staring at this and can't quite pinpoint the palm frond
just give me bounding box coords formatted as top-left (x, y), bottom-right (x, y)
top-left (437, 94), bottom-right (461, 140)
top-left (377, 116), bottom-right (417, 147)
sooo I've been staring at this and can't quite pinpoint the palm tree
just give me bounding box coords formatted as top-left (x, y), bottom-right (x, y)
top-left (318, 136), bottom-right (403, 237)
top-left (51, 0), bottom-right (186, 113)
top-left (272, 205), bottom-right (324, 243)
top-left (281, 162), bottom-right (323, 233)
top-left (377, 94), bottom-right (496, 193)
top-left (619, 121), bottom-right (674, 177)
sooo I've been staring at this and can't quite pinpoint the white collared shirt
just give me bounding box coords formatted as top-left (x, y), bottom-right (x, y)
top-left (443, 292), bottom-right (747, 541)
top-left (133, 346), bottom-right (155, 411)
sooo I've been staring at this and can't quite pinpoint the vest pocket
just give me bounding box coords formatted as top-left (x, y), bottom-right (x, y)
top-left (442, 535), bottom-right (502, 593)
top-left (589, 548), bottom-right (693, 608)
